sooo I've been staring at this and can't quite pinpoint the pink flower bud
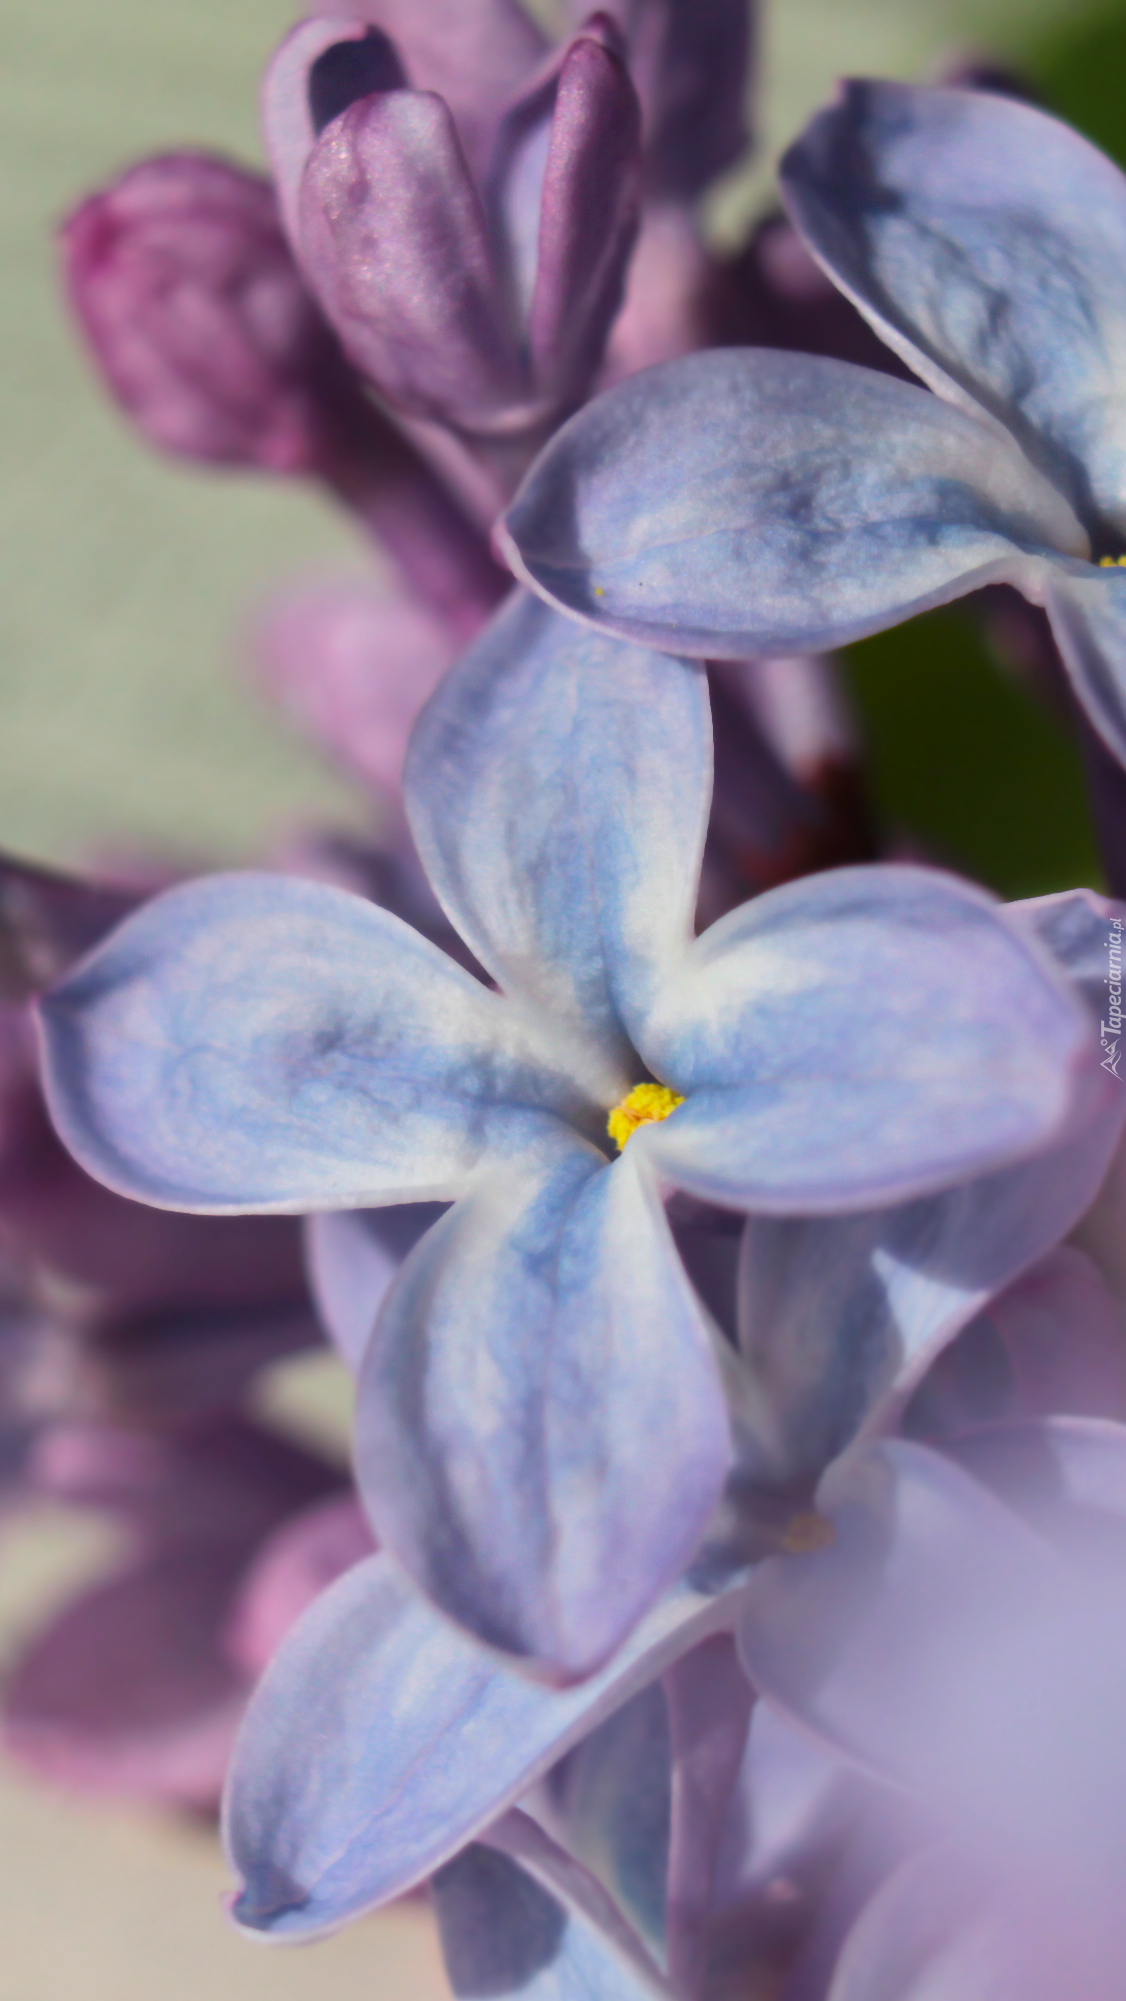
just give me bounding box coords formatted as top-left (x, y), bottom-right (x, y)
top-left (61, 151), bottom-right (349, 473)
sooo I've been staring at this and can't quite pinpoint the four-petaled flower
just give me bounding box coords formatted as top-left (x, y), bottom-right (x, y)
top-left (501, 82), bottom-right (1126, 772)
top-left (37, 593), bottom-right (1105, 1681)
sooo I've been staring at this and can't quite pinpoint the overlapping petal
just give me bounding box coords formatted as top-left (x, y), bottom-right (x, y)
top-left (1044, 563), bottom-right (1126, 767)
top-left (305, 1204), bottom-right (445, 1370)
top-left (499, 349), bottom-right (1085, 657)
top-left (225, 1551), bottom-right (746, 1938)
top-left (633, 865), bottom-right (1098, 1212)
top-left (406, 592), bottom-right (709, 1083)
top-left (38, 872), bottom-right (595, 1214)
top-left (436, 1812), bottom-right (672, 2000)
top-left (356, 1138), bottom-right (731, 1674)
top-left (781, 82), bottom-right (1126, 535)
top-left (739, 1428), bottom-right (1126, 1892)
top-left (298, 91), bottom-right (526, 430)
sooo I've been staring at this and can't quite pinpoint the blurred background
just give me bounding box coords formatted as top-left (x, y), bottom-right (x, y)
top-left (2, 0), bottom-right (1126, 1991)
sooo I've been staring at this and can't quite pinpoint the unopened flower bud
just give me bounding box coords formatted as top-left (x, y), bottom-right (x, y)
top-left (270, 14), bottom-right (641, 449)
top-left (61, 151), bottom-right (349, 473)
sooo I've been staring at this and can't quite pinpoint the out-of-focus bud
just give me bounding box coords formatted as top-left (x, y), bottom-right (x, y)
top-left (61, 151), bottom-right (353, 473)
top-left (268, 14), bottom-right (642, 446)
top-left (253, 576), bottom-right (457, 801)
top-left (704, 212), bottom-right (911, 375)
top-left (569, 0), bottom-right (754, 200)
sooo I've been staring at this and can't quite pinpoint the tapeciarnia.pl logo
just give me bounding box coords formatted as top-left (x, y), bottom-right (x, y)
top-left (1102, 917), bottom-right (1124, 1079)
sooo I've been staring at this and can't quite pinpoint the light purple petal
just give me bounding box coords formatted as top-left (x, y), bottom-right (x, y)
top-left (305, 1204), bottom-right (445, 1370)
top-left (436, 1812), bottom-right (672, 2000)
top-left (356, 1139), bottom-right (731, 1675)
top-left (38, 872), bottom-right (596, 1214)
top-left (224, 1550), bottom-right (747, 1938)
top-left (634, 864), bottom-right (1100, 1212)
top-left (663, 1635), bottom-right (754, 1995)
top-left (1044, 563), bottom-right (1126, 767)
top-left (734, 1092), bottom-right (1126, 1486)
top-left (782, 82), bottom-right (1126, 536)
top-left (825, 1849), bottom-right (1004, 2001)
top-left (740, 1431), bottom-right (1126, 1900)
top-left (965, 1247), bottom-right (1126, 1425)
top-left (405, 592), bottom-right (709, 1087)
top-left (298, 91), bottom-right (526, 431)
top-left (499, 349), bottom-right (1085, 658)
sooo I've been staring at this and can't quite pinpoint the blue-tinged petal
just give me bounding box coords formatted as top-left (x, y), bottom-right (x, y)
top-left (1044, 563), bottom-right (1126, 768)
top-left (355, 1136), bottom-right (731, 1676)
top-left (224, 1551), bottom-right (748, 1939)
top-left (545, 1681), bottom-right (671, 1960)
top-left (37, 872), bottom-right (596, 1215)
top-left (405, 592), bottom-right (709, 1083)
top-left (305, 1204), bottom-right (446, 1371)
top-left (633, 864), bottom-right (1100, 1212)
top-left (498, 349), bottom-right (1083, 658)
top-left (1013, 884), bottom-right (1126, 1016)
top-left (782, 82), bottom-right (1126, 537)
top-left (735, 1098), bottom-right (1125, 1487)
top-left (434, 1812), bottom-right (672, 2001)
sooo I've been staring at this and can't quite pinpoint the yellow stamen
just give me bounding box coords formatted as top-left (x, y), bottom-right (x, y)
top-left (1100, 556), bottom-right (1126, 567)
top-left (781, 1511), bottom-right (836, 1556)
top-left (607, 1081), bottom-right (685, 1151)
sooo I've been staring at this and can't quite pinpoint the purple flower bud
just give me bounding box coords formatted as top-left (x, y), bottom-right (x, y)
top-left (61, 151), bottom-right (351, 473)
top-left (572, 0), bottom-right (754, 199)
top-left (271, 14), bottom-right (641, 446)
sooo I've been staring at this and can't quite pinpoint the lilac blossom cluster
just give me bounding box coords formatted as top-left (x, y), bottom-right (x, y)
top-left (8, 1), bottom-right (1126, 1995)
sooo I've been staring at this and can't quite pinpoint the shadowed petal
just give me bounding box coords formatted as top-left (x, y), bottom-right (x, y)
top-left (356, 1138), bottom-right (731, 1675)
top-left (545, 1681), bottom-right (671, 1958)
top-left (523, 32), bottom-right (642, 411)
top-left (225, 1551), bottom-right (747, 1938)
top-left (405, 593), bottom-right (709, 1084)
top-left (435, 1812), bottom-right (672, 1999)
top-left (736, 1102), bottom-right (1125, 1487)
top-left (663, 1635), bottom-right (755, 1997)
top-left (499, 349), bottom-right (1085, 658)
top-left (38, 872), bottom-right (594, 1214)
top-left (1044, 564), bottom-right (1126, 767)
top-left (634, 865), bottom-right (1099, 1212)
top-left (306, 1204), bottom-right (446, 1370)
top-left (782, 82), bottom-right (1126, 536)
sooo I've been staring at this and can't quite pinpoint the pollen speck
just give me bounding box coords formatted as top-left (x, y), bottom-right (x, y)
top-left (781, 1511), bottom-right (836, 1556)
top-left (1099, 555), bottom-right (1126, 567)
top-left (607, 1082), bottom-right (685, 1150)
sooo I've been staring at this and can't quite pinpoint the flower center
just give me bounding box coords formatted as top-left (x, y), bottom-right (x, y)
top-left (1099, 556), bottom-right (1126, 568)
top-left (607, 1082), bottom-right (685, 1151)
top-left (781, 1511), bottom-right (836, 1556)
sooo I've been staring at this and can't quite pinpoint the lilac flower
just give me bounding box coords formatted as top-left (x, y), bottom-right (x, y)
top-left (35, 595), bottom-right (1112, 1679)
top-left (741, 1414), bottom-right (1126, 2001)
top-left (266, 11), bottom-right (642, 455)
top-left (62, 150), bottom-right (506, 633)
top-left (500, 83), bottom-right (1126, 770)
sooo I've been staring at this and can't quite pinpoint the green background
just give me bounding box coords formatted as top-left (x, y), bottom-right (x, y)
top-left (2, 0), bottom-right (1125, 891)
